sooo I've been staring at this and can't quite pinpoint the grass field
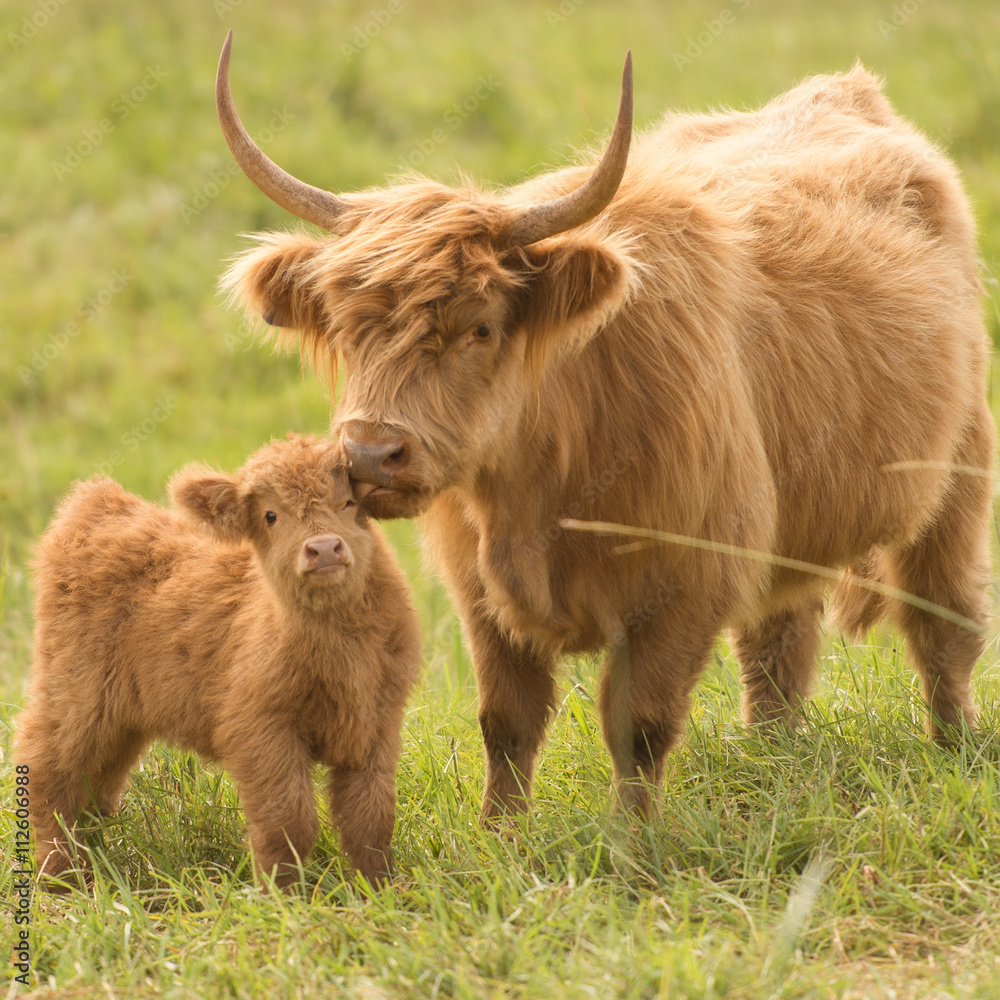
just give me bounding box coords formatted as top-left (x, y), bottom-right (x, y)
top-left (3, 1), bottom-right (1000, 997)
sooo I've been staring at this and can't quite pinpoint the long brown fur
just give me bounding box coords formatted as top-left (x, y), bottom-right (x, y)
top-left (16, 434), bottom-right (421, 889)
top-left (223, 66), bottom-right (994, 817)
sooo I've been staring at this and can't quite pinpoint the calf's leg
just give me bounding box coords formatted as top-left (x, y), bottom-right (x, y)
top-left (86, 731), bottom-right (149, 815)
top-left (16, 693), bottom-right (124, 882)
top-left (229, 737), bottom-right (319, 892)
top-left (328, 767), bottom-right (396, 887)
top-left (328, 729), bottom-right (402, 887)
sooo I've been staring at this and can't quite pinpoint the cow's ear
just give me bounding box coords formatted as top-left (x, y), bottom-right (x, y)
top-left (221, 233), bottom-right (328, 333)
top-left (515, 234), bottom-right (634, 376)
top-left (168, 464), bottom-right (248, 544)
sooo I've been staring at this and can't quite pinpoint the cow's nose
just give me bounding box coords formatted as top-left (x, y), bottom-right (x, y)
top-left (342, 435), bottom-right (409, 486)
top-left (301, 534), bottom-right (350, 573)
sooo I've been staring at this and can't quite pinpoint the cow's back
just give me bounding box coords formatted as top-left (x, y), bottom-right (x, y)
top-left (582, 66), bottom-right (989, 588)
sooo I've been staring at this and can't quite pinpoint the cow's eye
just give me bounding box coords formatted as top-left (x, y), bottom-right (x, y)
top-left (264, 511), bottom-right (277, 526)
top-left (473, 323), bottom-right (491, 340)
top-left (343, 498), bottom-right (357, 511)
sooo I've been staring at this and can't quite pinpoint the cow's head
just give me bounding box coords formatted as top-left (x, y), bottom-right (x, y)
top-left (218, 32), bottom-right (636, 518)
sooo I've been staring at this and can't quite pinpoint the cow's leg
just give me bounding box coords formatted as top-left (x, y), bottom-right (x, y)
top-left (421, 495), bottom-right (557, 820)
top-left (732, 595), bottom-right (824, 727)
top-left (884, 410), bottom-right (993, 741)
top-left (470, 611), bottom-right (559, 820)
top-left (598, 609), bottom-right (720, 816)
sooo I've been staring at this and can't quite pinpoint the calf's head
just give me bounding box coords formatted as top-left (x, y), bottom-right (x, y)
top-left (217, 33), bottom-right (637, 518)
top-left (169, 434), bottom-right (374, 611)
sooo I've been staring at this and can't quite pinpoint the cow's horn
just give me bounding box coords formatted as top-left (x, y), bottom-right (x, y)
top-left (509, 51), bottom-right (633, 247)
top-left (216, 31), bottom-right (352, 231)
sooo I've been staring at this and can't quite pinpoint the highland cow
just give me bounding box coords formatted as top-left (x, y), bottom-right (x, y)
top-left (216, 33), bottom-right (994, 819)
top-left (17, 434), bottom-right (421, 889)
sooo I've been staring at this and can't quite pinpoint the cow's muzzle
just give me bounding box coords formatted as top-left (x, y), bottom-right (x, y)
top-left (341, 424), bottom-right (435, 519)
top-left (342, 433), bottom-right (410, 487)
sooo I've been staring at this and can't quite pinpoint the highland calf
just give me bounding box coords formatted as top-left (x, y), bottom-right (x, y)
top-left (16, 434), bottom-right (420, 889)
top-left (216, 35), bottom-right (994, 819)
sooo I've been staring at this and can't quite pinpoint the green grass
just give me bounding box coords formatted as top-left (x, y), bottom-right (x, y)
top-left (3, 1), bottom-right (1000, 997)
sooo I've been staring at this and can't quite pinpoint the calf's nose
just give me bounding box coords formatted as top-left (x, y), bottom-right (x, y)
top-left (342, 434), bottom-right (409, 486)
top-left (300, 534), bottom-right (351, 573)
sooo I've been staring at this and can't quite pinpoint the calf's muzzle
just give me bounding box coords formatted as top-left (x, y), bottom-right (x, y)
top-left (299, 534), bottom-right (351, 575)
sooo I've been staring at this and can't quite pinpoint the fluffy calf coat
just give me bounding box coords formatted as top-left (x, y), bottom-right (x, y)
top-left (16, 434), bottom-right (420, 889)
top-left (219, 57), bottom-right (995, 818)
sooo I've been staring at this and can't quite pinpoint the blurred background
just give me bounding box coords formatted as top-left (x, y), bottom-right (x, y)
top-left (2, 0), bottom-right (999, 699)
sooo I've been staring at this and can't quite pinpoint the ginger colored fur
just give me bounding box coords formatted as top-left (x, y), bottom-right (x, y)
top-left (16, 434), bottom-right (420, 889)
top-left (224, 66), bottom-right (994, 818)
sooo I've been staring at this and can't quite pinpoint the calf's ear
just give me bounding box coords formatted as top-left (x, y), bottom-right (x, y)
top-left (221, 232), bottom-right (328, 335)
top-left (168, 464), bottom-right (247, 543)
top-left (514, 234), bottom-right (634, 378)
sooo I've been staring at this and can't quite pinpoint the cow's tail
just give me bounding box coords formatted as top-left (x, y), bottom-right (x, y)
top-left (828, 548), bottom-right (890, 639)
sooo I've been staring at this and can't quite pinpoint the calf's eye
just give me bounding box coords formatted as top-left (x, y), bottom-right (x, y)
top-left (473, 323), bottom-right (491, 340)
top-left (264, 511), bottom-right (277, 526)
